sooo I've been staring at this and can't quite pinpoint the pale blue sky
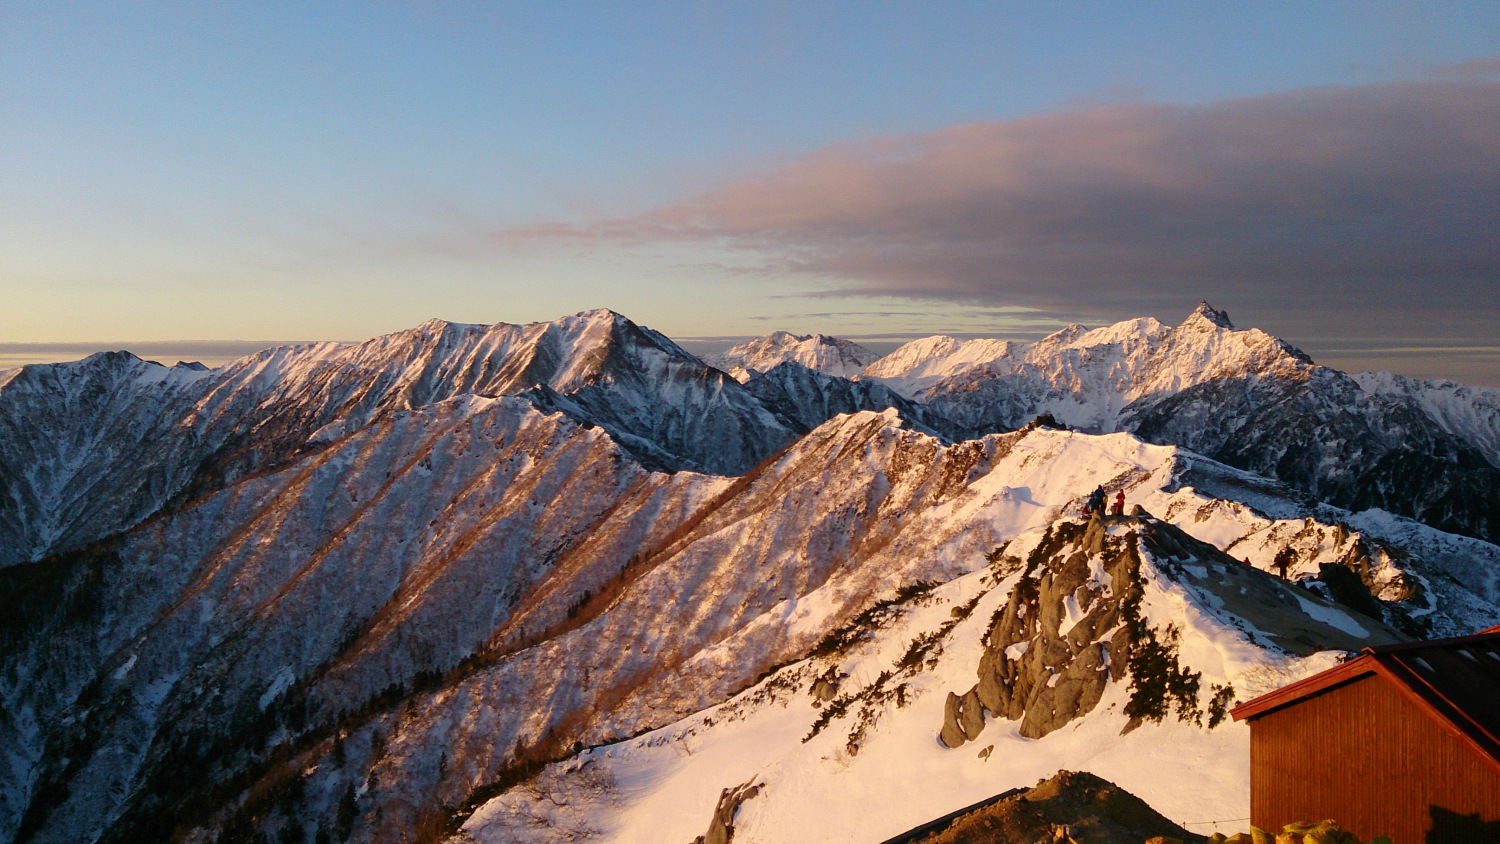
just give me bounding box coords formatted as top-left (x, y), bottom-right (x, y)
top-left (4, 2), bottom-right (1499, 382)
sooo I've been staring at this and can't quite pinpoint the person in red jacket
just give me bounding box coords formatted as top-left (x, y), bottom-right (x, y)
top-left (1112, 490), bottom-right (1125, 516)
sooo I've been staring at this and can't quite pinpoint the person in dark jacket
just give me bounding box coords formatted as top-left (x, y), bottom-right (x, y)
top-left (1087, 486), bottom-right (1106, 517)
top-left (1274, 547), bottom-right (1297, 580)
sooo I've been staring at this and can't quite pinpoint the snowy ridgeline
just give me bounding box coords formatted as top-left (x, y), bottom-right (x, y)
top-left (5, 301), bottom-right (1498, 574)
top-left (5, 402), bottom-right (1498, 844)
top-left (2, 304), bottom-right (1500, 844)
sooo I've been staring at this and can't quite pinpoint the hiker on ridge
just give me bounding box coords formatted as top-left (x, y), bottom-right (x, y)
top-left (1112, 490), bottom-right (1125, 516)
top-left (1274, 547), bottom-right (1297, 580)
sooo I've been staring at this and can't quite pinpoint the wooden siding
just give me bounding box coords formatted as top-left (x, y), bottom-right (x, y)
top-left (1250, 674), bottom-right (1500, 843)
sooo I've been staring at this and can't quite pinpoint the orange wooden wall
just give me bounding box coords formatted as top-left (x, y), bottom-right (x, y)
top-left (1249, 675), bottom-right (1500, 843)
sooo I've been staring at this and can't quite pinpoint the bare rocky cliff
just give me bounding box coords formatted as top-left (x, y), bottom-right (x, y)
top-left (940, 513), bottom-right (1405, 748)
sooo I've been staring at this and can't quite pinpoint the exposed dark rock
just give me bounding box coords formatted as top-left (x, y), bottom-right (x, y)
top-left (1316, 562), bottom-right (1385, 619)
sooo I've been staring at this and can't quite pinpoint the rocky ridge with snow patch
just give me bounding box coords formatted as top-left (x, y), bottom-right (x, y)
top-left (855, 302), bottom-right (1500, 546)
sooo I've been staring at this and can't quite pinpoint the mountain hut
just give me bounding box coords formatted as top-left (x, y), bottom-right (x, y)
top-left (1230, 627), bottom-right (1500, 843)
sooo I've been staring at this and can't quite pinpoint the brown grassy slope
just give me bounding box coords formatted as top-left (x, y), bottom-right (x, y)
top-left (913, 770), bottom-right (1200, 844)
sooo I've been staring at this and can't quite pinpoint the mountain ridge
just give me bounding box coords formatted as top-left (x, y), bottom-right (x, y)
top-left (3, 303), bottom-right (1500, 843)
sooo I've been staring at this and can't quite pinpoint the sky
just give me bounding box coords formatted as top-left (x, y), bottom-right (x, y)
top-left (3, 2), bottom-right (1499, 384)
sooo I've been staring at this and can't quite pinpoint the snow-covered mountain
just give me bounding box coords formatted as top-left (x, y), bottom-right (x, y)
top-left (5, 404), bottom-right (1497, 844)
top-left (0, 311), bottom-right (798, 566)
top-left (708, 331), bottom-right (877, 380)
top-left (1352, 370), bottom-right (1500, 467)
top-left (456, 512), bottom-right (1395, 844)
top-left (3, 305), bottom-right (1500, 844)
top-left (859, 302), bottom-right (1310, 434)
top-left (859, 302), bottom-right (1500, 546)
top-left (737, 360), bottom-right (962, 441)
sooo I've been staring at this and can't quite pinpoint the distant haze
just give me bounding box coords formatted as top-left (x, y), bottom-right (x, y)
top-left (4, 5), bottom-right (1498, 386)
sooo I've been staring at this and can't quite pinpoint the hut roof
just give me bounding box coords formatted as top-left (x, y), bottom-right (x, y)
top-left (1231, 628), bottom-right (1500, 773)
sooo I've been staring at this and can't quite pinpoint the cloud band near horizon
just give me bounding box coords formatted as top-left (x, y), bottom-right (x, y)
top-left (512, 77), bottom-right (1499, 365)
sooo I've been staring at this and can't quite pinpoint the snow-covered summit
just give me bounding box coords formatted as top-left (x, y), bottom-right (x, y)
top-left (856, 334), bottom-right (1018, 395)
top-left (1353, 370), bottom-right (1500, 468)
top-left (860, 302), bottom-right (1310, 433)
top-left (0, 309), bottom-right (788, 565)
top-left (708, 331), bottom-right (877, 380)
top-left (1186, 299), bottom-right (1235, 329)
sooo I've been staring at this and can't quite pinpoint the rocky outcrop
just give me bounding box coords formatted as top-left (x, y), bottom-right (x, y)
top-left (1314, 562), bottom-right (1385, 620)
top-left (940, 690), bottom-right (987, 748)
top-left (966, 517), bottom-right (1137, 741)
top-left (693, 779), bottom-right (761, 844)
top-left (938, 512), bottom-right (1409, 746)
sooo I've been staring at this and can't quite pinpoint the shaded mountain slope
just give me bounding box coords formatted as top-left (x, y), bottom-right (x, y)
top-left (1, 397), bottom-right (721, 843)
top-left (1124, 366), bottom-right (1500, 545)
top-left (739, 360), bottom-right (963, 441)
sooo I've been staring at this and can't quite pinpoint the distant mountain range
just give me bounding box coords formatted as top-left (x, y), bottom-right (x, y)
top-left (2, 303), bottom-right (1499, 843)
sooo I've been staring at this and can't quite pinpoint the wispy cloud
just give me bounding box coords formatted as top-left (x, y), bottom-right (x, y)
top-left (1426, 55), bottom-right (1500, 80)
top-left (0, 340), bottom-right (308, 369)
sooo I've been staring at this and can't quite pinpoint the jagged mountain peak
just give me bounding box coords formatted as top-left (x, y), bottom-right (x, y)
top-left (1184, 300), bottom-right (1235, 330)
top-left (861, 302), bottom-right (1321, 435)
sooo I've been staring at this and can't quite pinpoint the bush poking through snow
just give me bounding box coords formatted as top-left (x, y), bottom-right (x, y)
top-left (1122, 623), bottom-right (1202, 729)
top-left (1159, 819), bottom-right (1394, 844)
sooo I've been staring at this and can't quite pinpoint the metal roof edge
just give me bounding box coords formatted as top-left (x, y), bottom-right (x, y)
top-left (1362, 628), bottom-right (1500, 655)
top-left (1229, 655), bottom-right (1375, 722)
top-left (1230, 648), bottom-right (1500, 778)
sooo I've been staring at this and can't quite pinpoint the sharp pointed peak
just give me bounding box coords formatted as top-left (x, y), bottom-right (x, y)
top-left (1184, 301), bottom-right (1234, 330)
